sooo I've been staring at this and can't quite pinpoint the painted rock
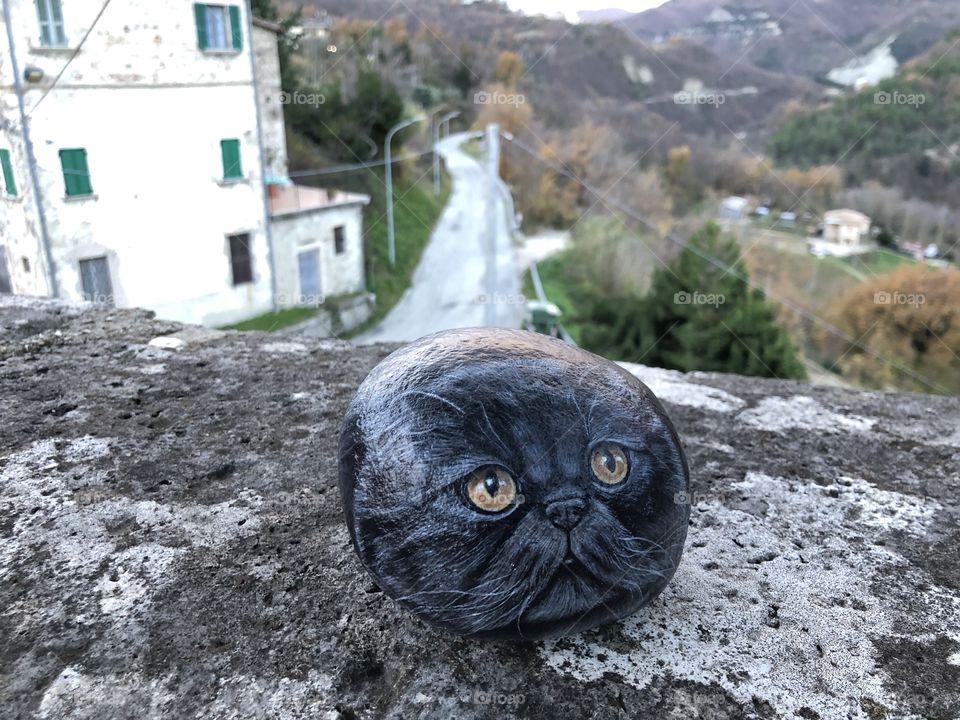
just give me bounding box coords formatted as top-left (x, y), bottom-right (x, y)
top-left (338, 328), bottom-right (690, 640)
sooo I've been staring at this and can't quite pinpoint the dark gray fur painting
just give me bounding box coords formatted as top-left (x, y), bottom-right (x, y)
top-left (338, 328), bottom-right (690, 640)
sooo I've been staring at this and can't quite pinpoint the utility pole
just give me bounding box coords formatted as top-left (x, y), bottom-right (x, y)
top-left (485, 123), bottom-right (500, 327)
top-left (385, 116), bottom-right (425, 267)
top-left (4, 0), bottom-right (57, 297)
top-left (433, 121), bottom-right (441, 197)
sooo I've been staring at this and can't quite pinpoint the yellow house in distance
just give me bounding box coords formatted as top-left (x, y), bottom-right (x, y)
top-left (823, 209), bottom-right (872, 247)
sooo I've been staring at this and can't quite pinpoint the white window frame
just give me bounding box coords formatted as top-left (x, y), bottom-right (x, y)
top-left (35, 0), bottom-right (67, 47)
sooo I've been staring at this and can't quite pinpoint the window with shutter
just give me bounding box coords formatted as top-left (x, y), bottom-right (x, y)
top-left (194, 4), bottom-right (242, 51)
top-left (36, 0), bottom-right (67, 47)
top-left (220, 139), bottom-right (243, 180)
top-left (59, 148), bottom-right (93, 197)
top-left (0, 150), bottom-right (16, 197)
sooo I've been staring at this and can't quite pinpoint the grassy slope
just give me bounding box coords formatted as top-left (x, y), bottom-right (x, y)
top-left (739, 244), bottom-right (922, 366)
top-left (346, 166), bottom-right (451, 336)
top-left (530, 232), bottom-right (918, 372)
top-left (224, 306), bottom-right (325, 333)
top-left (847, 249), bottom-right (917, 275)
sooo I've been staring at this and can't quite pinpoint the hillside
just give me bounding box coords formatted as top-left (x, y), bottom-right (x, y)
top-left (291, 0), bottom-right (816, 145)
top-left (768, 35), bottom-right (960, 207)
top-left (619, 0), bottom-right (960, 82)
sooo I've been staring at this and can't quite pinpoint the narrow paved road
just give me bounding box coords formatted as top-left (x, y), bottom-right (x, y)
top-left (354, 133), bottom-right (522, 344)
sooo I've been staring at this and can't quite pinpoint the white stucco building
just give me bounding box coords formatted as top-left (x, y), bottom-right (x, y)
top-left (823, 209), bottom-right (871, 247)
top-left (1, 0), bottom-right (368, 325)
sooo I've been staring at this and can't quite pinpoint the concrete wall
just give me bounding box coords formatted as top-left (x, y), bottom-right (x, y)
top-left (0, 135), bottom-right (49, 296)
top-left (252, 23), bottom-right (287, 179)
top-left (0, 8), bottom-right (49, 297)
top-left (271, 201), bottom-right (367, 307)
top-left (4, 298), bottom-right (960, 720)
top-left (1, 0), bottom-right (276, 325)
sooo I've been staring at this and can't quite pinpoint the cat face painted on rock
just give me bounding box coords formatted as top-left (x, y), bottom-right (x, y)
top-left (339, 328), bottom-right (690, 640)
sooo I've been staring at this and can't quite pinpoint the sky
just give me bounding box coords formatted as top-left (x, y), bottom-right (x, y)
top-left (504, 0), bottom-right (670, 23)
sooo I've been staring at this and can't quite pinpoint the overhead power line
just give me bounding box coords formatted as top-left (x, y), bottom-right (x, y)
top-left (287, 148), bottom-right (435, 178)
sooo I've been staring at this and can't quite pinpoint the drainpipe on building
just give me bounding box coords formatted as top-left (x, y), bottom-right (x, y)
top-left (244, 8), bottom-right (278, 313)
top-left (3, 0), bottom-right (58, 297)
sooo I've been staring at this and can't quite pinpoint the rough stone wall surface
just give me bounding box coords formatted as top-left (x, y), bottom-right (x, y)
top-left (252, 24), bottom-right (289, 180)
top-left (1, 298), bottom-right (958, 720)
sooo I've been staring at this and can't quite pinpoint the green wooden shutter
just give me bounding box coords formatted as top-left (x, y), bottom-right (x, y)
top-left (194, 4), bottom-right (208, 50)
top-left (60, 149), bottom-right (73, 195)
top-left (0, 150), bottom-right (16, 196)
top-left (221, 139), bottom-right (242, 179)
top-left (60, 148), bottom-right (92, 196)
top-left (229, 6), bottom-right (242, 50)
top-left (77, 150), bottom-right (93, 195)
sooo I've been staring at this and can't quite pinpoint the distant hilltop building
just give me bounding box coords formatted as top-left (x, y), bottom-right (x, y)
top-left (0, 1), bottom-right (368, 326)
top-left (823, 209), bottom-right (872, 247)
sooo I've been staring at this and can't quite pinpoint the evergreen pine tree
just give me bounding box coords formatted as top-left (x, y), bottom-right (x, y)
top-left (582, 223), bottom-right (806, 380)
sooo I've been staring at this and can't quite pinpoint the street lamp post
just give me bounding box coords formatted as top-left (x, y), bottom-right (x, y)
top-left (385, 115), bottom-right (425, 268)
top-left (425, 107), bottom-right (443, 186)
top-left (485, 123), bottom-right (500, 327)
top-left (434, 111), bottom-right (460, 195)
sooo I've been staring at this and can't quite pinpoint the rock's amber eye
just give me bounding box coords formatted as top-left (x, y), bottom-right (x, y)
top-left (591, 443), bottom-right (629, 485)
top-left (467, 467), bottom-right (517, 512)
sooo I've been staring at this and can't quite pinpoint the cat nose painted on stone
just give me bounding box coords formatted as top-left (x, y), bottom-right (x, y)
top-left (545, 497), bottom-right (588, 530)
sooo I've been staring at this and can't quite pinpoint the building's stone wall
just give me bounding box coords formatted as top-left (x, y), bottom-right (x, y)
top-left (0, 161), bottom-right (46, 295)
top-left (252, 23), bottom-right (288, 180)
top-left (0, 1), bottom-right (275, 325)
top-left (271, 201), bottom-right (367, 306)
top-left (34, 82), bottom-right (273, 326)
top-left (1, 298), bottom-right (958, 719)
top-left (1, 7), bottom-right (51, 298)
